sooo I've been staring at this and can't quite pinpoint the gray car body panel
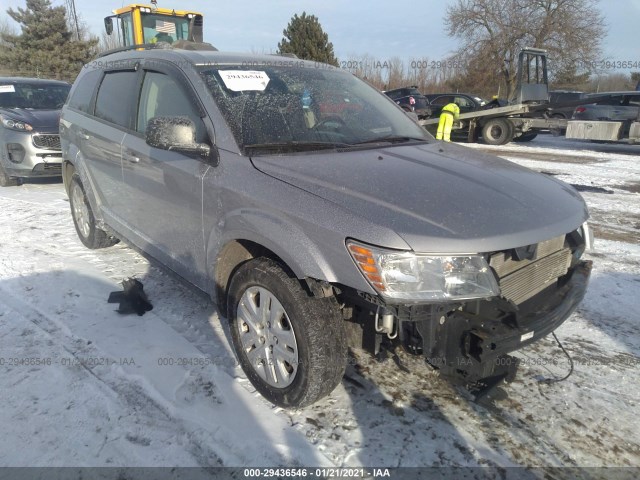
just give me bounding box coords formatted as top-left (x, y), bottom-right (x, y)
top-left (252, 141), bottom-right (588, 253)
top-left (61, 49), bottom-right (589, 304)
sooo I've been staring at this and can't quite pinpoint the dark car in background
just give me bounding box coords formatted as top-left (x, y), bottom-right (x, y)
top-left (0, 77), bottom-right (70, 186)
top-left (383, 86), bottom-right (431, 118)
top-left (547, 90), bottom-right (587, 119)
top-left (424, 93), bottom-right (493, 117)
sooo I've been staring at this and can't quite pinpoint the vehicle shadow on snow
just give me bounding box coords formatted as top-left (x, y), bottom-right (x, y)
top-left (0, 268), bottom-right (333, 467)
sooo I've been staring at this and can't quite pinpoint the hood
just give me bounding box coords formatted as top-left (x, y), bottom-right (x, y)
top-left (0, 108), bottom-right (61, 132)
top-left (251, 142), bottom-right (589, 253)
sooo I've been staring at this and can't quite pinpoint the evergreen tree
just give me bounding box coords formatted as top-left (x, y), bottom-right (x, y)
top-left (0, 0), bottom-right (97, 81)
top-left (277, 12), bottom-right (338, 66)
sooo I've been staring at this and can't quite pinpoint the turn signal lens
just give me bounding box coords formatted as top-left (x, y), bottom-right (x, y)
top-left (347, 243), bottom-right (386, 291)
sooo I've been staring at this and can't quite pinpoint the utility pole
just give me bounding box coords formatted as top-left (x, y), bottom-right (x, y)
top-left (65, 0), bottom-right (81, 41)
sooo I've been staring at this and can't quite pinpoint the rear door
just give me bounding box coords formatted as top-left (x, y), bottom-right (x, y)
top-left (120, 63), bottom-right (212, 287)
top-left (82, 68), bottom-right (140, 222)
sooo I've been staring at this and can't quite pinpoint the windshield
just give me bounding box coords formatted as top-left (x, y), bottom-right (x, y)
top-left (0, 83), bottom-right (70, 110)
top-left (199, 65), bottom-right (430, 153)
top-left (141, 13), bottom-right (190, 44)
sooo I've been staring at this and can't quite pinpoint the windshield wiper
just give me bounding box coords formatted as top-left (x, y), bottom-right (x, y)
top-left (352, 135), bottom-right (427, 145)
top-left (244, 141), bottom-right (351, 153)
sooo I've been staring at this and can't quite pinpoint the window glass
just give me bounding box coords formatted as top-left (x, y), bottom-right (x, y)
top-left (68, 70), bottom-right (101, 113)
top-left (454, 96), bottom-right (474, 109)
top-left (119, 13), bottom-right (134, 46)
top-left (199, 65), bottom-right (429, 153)
top-left (0, 82), bottom-right (70, 109)
top-left (625, 95), bottom-right (640, 107)
top-left (140, 13), bottom-right (189, 44)
top-left (137, 71), bottom-right (205, 142)
top-left (431, 96), bottom-right (454, 106)
top-left (95, 71), bottom-right (138, 128)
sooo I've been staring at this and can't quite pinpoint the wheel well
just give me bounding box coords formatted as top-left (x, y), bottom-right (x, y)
top-left (214, 239), bottom-right (294, 317)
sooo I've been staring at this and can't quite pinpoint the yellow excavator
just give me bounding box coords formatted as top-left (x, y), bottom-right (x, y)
top-left (104, 1), bottom-right (204, 47)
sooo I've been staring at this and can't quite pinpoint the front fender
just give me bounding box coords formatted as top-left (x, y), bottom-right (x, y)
top-left (208, 207), bottom-right (340, 284)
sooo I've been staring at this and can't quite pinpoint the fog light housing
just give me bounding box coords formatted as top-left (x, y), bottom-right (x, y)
top-left (7, 143), bottom-right (25, 164)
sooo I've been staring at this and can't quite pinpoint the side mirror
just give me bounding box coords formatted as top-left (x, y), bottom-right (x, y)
top-left (104, 17), bottom-right (113, 35)
top-left (146, 116), bottom-right (213, 160)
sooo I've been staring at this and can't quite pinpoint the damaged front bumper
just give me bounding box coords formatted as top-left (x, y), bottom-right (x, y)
top-left (419, 260), bottom-right (592, 387)
top-left (341, 259), bottom-right (592, 396)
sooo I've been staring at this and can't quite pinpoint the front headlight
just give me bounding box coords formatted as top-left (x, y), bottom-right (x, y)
top-left (0, 115), bottom-right (33, 132)
top-left (347, 240), bottom-right (500, 302)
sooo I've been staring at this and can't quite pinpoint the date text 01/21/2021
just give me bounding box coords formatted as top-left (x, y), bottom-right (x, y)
top-left (243, 468), bottom-right (391, 478)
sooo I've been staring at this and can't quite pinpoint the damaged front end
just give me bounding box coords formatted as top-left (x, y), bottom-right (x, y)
top-left (339, 225), bottom-right (592, 398)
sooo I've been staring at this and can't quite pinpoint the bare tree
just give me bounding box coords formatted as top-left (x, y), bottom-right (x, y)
top-left (445, 0), bottom-right (606, 98)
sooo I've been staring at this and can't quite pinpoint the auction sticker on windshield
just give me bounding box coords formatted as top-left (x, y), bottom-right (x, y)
top-left (219, 70), bottom-right (270, 91)
top-left (0, 85), bottom-right (16, 93)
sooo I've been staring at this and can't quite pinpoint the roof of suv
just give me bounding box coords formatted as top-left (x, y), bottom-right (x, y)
top-left (95, 45), bottom-right (329, 70)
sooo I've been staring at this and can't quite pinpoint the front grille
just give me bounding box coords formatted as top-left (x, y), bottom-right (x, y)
top-left (490, 235), bottom-right (571, 305)
top-left (32, 134), bottom-right (61, 151)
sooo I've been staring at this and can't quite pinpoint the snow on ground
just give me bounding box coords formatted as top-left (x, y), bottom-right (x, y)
top-left (0, 136), bottom-right (638, 475)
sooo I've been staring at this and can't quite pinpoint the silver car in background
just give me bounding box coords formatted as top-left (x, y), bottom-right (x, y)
top-left (572, 91), bottom-right (640, 122)
top-left (0, 77), bottom-right (70, 186)
top-left (60, 46), bottom-right (593, 408)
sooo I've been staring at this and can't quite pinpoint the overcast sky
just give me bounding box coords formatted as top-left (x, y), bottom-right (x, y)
top-left (1, 0), bottom-right (638, 64)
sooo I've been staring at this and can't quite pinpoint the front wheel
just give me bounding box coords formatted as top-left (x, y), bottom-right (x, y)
top-left (481, 118), bottom-right (514, 145)
top-left (0, 163), bottom-right (19, 187)
top-left (69, 174), bottom-right (119, 249)
top-left (227, 257), bottom-right (347, 408)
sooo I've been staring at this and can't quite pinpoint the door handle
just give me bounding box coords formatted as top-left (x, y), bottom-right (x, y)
top-left (79, 130), bottom-right (90, 140)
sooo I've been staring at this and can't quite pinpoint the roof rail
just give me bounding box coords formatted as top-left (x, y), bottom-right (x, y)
top-left (95, 41), bottom-right (217, 58)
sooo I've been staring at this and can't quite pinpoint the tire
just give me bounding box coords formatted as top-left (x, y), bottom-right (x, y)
top-left (481, 118), bottom-right (514, 145)
top-left (513, 132), bottom-right (538, 142)
top-left (227, 257), bottom-right (347, 408)
top-left (0, 163), bottom-right (19, 187)
top-left (69, 174), bottom-right (119, 249)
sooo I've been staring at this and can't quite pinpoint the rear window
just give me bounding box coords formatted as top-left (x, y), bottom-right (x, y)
top-left (550, 92), bottom-right (584, 103)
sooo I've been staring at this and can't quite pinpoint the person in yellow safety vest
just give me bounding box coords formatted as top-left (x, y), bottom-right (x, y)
top-left (435, 102), bottom-right (460, 142)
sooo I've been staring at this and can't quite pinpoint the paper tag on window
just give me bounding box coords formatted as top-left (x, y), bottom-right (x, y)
top-left (219, 71), bottom-right (270, 92)
top-left (0, 85), bottom-right (16, 93)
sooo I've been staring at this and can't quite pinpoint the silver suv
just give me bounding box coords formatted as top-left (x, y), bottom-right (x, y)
top-left (0, 77), bottom-right (70, 186)
top-left (60, 45), bottom-right (593, 407)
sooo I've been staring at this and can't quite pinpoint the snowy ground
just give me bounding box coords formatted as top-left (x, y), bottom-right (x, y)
top-left (0, 136), bottom-right (638, 475)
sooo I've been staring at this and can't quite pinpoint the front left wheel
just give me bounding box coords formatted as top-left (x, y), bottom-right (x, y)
top-left (227, 257), bottom-right (347, 408)
top-left (69, 174), bottom-right (119, 249)
top-left (0, 163), bottom-right (19, 187)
